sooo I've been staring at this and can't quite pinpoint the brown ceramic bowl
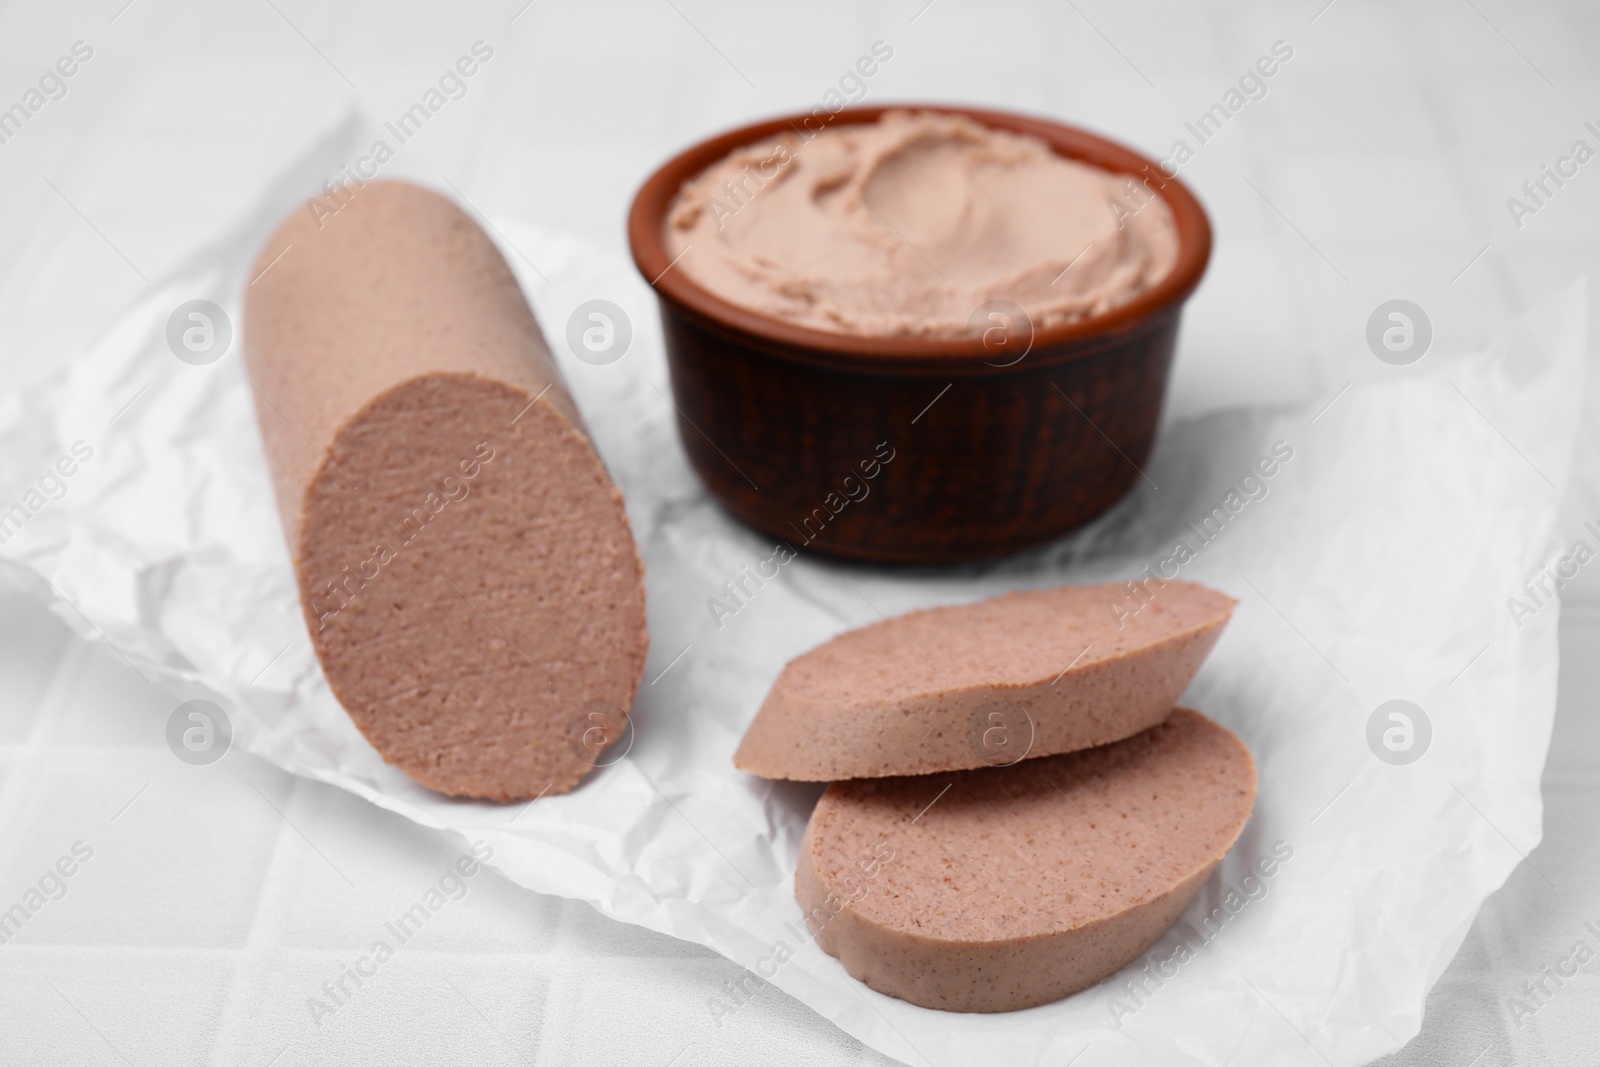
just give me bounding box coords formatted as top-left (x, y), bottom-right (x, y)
top-left (628, 104), bottom-right (1211, 564)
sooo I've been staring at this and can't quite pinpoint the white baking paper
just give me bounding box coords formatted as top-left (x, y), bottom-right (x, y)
top-left (0, 117), bottom-right (1587, 1067)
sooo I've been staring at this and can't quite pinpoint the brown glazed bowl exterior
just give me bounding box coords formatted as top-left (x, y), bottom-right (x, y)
top-left (628, 104), bottom-right (1212, 564)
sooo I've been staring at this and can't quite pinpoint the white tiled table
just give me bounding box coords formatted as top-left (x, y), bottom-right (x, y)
top-left (1, 2), bottom-right (1597, 1063)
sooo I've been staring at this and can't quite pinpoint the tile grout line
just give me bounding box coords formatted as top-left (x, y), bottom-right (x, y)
top-left (205, 773), bottom-right (317, 1065)
top-left (0, 639), bottom-right (95, 887)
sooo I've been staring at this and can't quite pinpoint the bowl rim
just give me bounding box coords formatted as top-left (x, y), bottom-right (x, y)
top-left (627, 102), bottom-right (1212, 369)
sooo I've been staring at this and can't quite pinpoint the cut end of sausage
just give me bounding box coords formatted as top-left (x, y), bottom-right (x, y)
top-left (735, 580), bottom-right (1236, 780)
top-left (296, 371), bottom-right (648, 801)
top-left (795, 708), bottom-right (1257, 1012)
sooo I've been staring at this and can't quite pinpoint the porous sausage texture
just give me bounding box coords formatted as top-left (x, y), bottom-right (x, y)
top-left (796, 708), bottom-right (1257, 1012)
top-left (244, 180), bottom-right (648, 801)
top-left (736, 581), bottom-right (1235, 780)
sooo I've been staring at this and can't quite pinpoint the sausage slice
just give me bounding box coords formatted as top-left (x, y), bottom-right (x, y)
top-left (796, 708), bottom-right (1257, 1012)
top-left (736, 581), bottom-right (1234, 780)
